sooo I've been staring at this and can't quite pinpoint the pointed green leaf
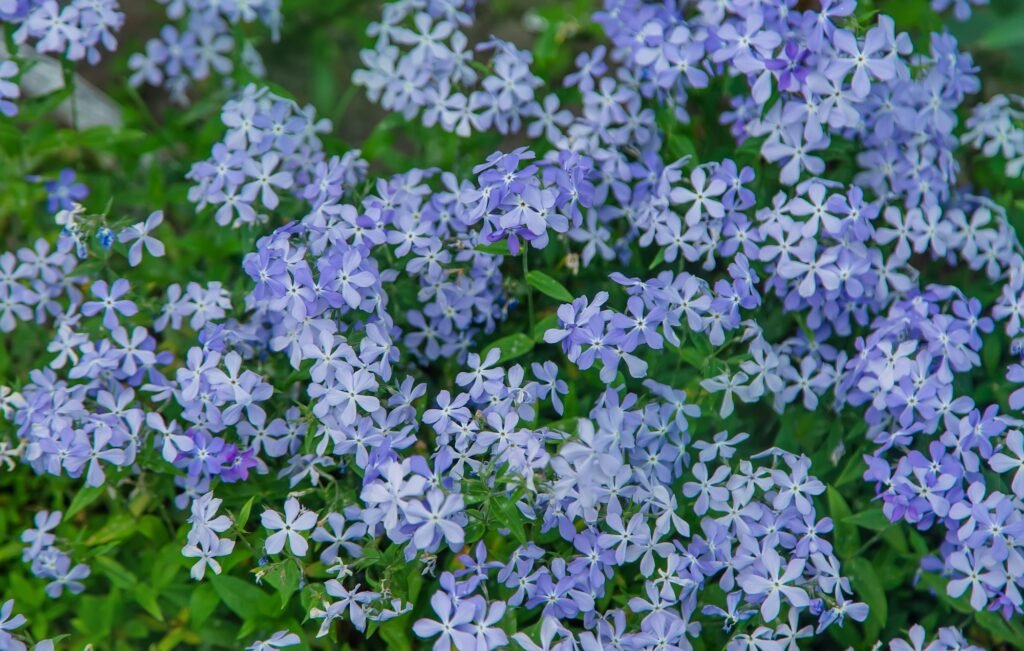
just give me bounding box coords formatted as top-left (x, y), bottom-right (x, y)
top-left (647, 247), bottom-right (667, 270)
top-left (526, 270), bottom-right (573, 303)
top-left (135, 585), bottom-right (164, 622)
top-left (475, 240), bottom-right (511, 256)
top-left (827, 486), bottom-right (860, 559)
top-left (980, 13), bottom-right (1024, 50)
top-left (493, 496), bottom-right (527, 545)
top-left (484, 333), bottom-right (534, 364)
top-left (534, 313), bottom-right (559, 342)
top-left (66, 485), bottom-right (104, 519)
top-left (210, 575), bottom-right (270, 621)
top-left (263, 560), bottom-right (302, 609)
top-left (848, 557), bottom-right (887, 637)
top-left (189, 583), bottom-right (220, 629)
top-left (86, 513), bottom-right (139, 546)
top-left (843, 507), bottom-right (891, 532)
top-left (236, 496), bottom-right (255, 532)
top-left (835, 452), bottom-right (868, 487)
top-left (93, 556), bottom-right (138, 590)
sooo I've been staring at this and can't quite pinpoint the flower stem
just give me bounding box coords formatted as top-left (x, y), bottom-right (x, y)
top-left (523, 246), bottom-right (535, 334)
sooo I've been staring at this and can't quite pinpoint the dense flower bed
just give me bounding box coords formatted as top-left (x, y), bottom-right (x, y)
top-left (2, 0), bottom-right (1024, 649)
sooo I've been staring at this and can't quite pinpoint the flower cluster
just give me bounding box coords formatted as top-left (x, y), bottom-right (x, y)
top-left (20, 510), bottom-right (90, 599)
top-left (127, 0), bottom-right (279, 102)
top-left (931, 0), bottom-right (989, 22)
top-left (353, 0), bottom-right (551, 138)
top-left (0, 234), bottom-right (80, 334)
top-left (964, 93), bottom-right (1024, 180)
top-left (0, 599), bottom-right (54, 651)
top-left (186, 84), bottom-right (350, 228)
top-left (42, 169), bottom-right (88, 213)
top-left (183, 492), bottom-right (235, 580)
top-left (3, 0), bottom-right (1024, 649)
top-left (888, 624), bottom-right (983, 651)
top-left (11, 0), bottom-right (124, 65)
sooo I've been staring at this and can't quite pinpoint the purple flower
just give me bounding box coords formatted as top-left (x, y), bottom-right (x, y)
top-left (81, 279), bottom-right (137, 330)
top-left (43, 554), bottom-right (90, 598)
top-left (118, 210), bottom-right (165, 267)
top-left (21, 511), bottom-right (61, 561)
top-left (262, 497), bottom-right (318, 556)
top-left (43, 169), bottom-right (89, 213)
top-left (405, 489), bottom-right (465, 551)
top-left (946, 549), bottom-right (1003, 610)
top-left (0, 61), bottom-right (19, 117)
top-left (247, 631), bottom-right (301, 651)
top-left (737, 546), bottom-right (809, 621)
top-left (670, 166), bottom-right (726, 225)
top-left (412, 591), bottom-right (476, 651)
top-left (988, 429), bottom-right (1024, 498)
top-left (762, 125), bottom-right (827, 185)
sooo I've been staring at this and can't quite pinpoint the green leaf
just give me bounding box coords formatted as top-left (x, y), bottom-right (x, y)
top-left (379, 618), bottom-right (413, 651)
top-left (463, 515), bottom-right (486, 544)
top-left (677, 346), bottom-right (705, 368)
top-left (666, 133), bottom-right (697, 163)
top-left (979, 13), bottom-right (1024, 50)
top-left (647, 247), bottom-right (667, 270)
top-left (533, 313), bottom-right (559, 342)
top-left (360, 113), bottom-right (408, 170)
top-left (85, 513), bottom-right (139, 546)
top-left (475, 240), bottom-right (511, 256)
top-left (760, 84), bottom-right (781, 120)
top-left (483, 333), bottom-right (534, 364)
top-left (66, 485), bottom-right (104, 519)
top-left (462, 481), bottom-right (492, 507)
top-left (210, 575), bottom-right (271, 621)
top-left (0, 541), bottom-right (21, 565)
top-left (843, 507), bottom-right (891, 532)
top-left (8, 573), bottom-right (41, 610)
top-left (847, 557), bottom-right (887, 637)
top-left (72, 592), bottom-right (118, 639)
top-left (827, 486), bottom-right (860, 559)
top-left (136, 515), bottom-right (166, 542)
top-left (406, 564), bottom-right (424, 605)
top-left (834, 452), bottom-right (867, 487)
top-left (135, 584), bottom-right (164, 622)
top-left (976, 610), bottom-right (1024, 648)
top-left (93, 556), bottom-right (138, 590)
top-left (736, 135), bottom-right (767, 164)
top-left (151, 543), bottom-right (183, 589)
top-left (917, 571), bottom-right (972, 614)
top-left (21, 86), bottom-right (73, 122)
top-left (189, 583), bottom-right (220, 629)
top-left (492, 496), bottom-right (527, 545)
top-left (300, 582), bottom-right (327, 616)
top-left (262, 560), bottom-right (302, 609)
top-left (546, 416), bottom-right (580, 435)
top-left (880, 525), bottom-right (908, 554)
top-left (983, 335), bottom-right (1002, 375)
top-left (236, 496), bottom-right (256, 532)
top-left (526, 270), bottom-right (573, 303)
top-left (907, 528), bottom-right (930, 556)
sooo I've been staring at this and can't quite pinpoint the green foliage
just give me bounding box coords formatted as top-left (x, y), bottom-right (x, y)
top-left (526, 270), bottom-right (574, 303)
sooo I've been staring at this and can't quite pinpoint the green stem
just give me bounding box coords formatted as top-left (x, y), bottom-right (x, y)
top-left (523, 246), bottom-right (535, 334)
top-left (332, 85), bottom-right (358, 125)
top-left (124, 82), bottom-right (162, 132)
top-left (854, 529), bottom-right (887, 557)
top-left (61, 58), bottom-right (78, 129)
